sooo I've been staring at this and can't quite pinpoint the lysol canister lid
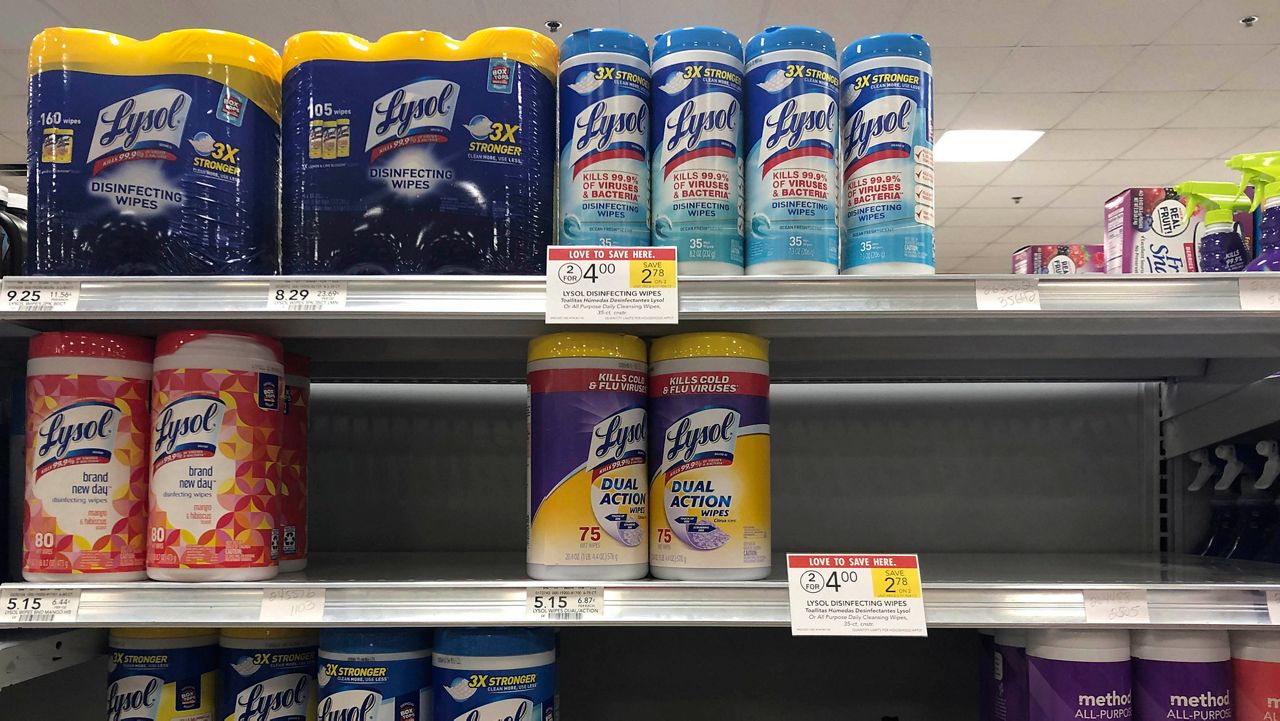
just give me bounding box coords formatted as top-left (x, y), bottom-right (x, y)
top-left (652, 26), bottom-right (743, 63)
top-left (528, 332), bottom-right (646, 363)
top-left (29, 331), bottom-right (153, 363)
top-left (319, 628), bottom-right (432, 654)
top-left (746, 26), bottom-right (835, 62)
top-left (650, 332), bottom-right (768, 363)
top-left (561, 28), bottom-right (648, 63)
top-left (841, 33), bottom-right (931, 68)
top-left (434, 627), bottom-right (555, 658)
top-left (156, 330), bottom-right (284, 362)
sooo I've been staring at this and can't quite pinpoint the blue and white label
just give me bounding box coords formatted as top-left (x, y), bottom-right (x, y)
top-left (840, 57), bottom-right (934, 271)
top-left (745, 53), bottom-right (839, 270)
top-left (559, 54), bottom-right (650, 246)
top-left (318, 650), bottom-right (430, 721)
top-left (433, 652), bottom-right (556, 721)
top-left (219, 641), bottom-right (317, 721)
top-left (650, 51), bottom-right (744, 270)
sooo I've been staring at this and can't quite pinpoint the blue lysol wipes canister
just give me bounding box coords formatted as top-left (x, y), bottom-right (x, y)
top-left (433, 628), bottom-right (556, 721)
top-left (650, 27), bottom-right (745, 275)
top-left (840, 33), bottom-right (935, 275)
top-left (318, 628), bottom-right (431, 721)
top-left (27, 28), bottom-right (281, 276)
top-left (559, 29), bottom-right (651, 247)
top-left (218, 629), bottom-right (318, 721)
top-left (744, 26), bottom-right (840, 275)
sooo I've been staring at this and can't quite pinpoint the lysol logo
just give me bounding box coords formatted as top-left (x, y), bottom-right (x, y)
top-left (843, 94), bottom-right (914, 176)
top-left (761, 95), bottom-right (836, 176)
top-left (661, 94), bottom-right (738, 178)
top-left (235, 673), bottom-right (312, 721)
top-left (569, 95), bottom-right (647, 178)
top-left (152, 395), bottom-right (225, 469)
top-left (366, 80), bottom-right (460, 160)
top-left (108, 675), bottom-right (161, 721)
top-left (88, 89), bottom-right (190, 167)
top-left (658, 408), bottom-right (739, 479)
top-left (591, 407), bottom-right (647, 465)
top-left (318, 690), bottom-right (381, 721)
top-left (33, 400), bottom-right (117, 478)
top-left (454, 699), bottom-right (531, 721)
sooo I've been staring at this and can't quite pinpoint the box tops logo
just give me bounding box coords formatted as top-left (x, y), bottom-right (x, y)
top-left (33, 400), bottom-right (118, 478)
top-left (88, 89), bottom-right (191, 173)
top-left (366, 79), bottom-right (460, 161)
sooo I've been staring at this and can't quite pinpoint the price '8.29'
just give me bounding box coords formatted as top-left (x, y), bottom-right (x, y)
top-left (275, 288), bottom-right (309, 302)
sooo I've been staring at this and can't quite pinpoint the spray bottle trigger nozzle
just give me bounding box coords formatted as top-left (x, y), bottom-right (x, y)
top-left (1256, 441), bottom-right (1280, 490)
top-left (1188, 448), bottom-right (1218, 492)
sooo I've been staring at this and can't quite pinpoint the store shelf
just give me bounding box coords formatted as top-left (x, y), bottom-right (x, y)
top-left (3, 274), bottom-right (1280, 381)
top-left (0, 629), bottom-right (105, 689)
top-left (3, 553), bottom-right (1278, 629)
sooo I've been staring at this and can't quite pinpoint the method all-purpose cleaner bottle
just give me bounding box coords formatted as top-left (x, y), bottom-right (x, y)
top-left (1227, 151), bottom-right (1280, 271)
top-left (28, 29), bottom-right (281, 275)
top-left (559, 29), bottom-right (650, 247)
top-left (1173, 181), bottom-right (1253, 272)
top-left (650, 27), bottom-right (745, 275)
top-left (282, 29), bottom-right (557, 274)
top-left (744, 26), bottom-right (839, 275)
top-left (840, 33), bottom-right (935, 275)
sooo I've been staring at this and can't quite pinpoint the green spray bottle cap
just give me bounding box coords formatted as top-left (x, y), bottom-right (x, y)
top-left (1226, 151), bottom-right (1280, 211)
top-left (1172, 181), bottom-right (1251, 223)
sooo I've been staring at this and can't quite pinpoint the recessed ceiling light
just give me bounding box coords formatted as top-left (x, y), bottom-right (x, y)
top-left (934, 129), bottom-right (1044, 162)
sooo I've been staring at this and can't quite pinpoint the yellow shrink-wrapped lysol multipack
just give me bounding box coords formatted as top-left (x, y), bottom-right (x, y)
top-left (280, 29), bottom-right (557, 275)
top-left (27, 28), bottom-right (281, 276)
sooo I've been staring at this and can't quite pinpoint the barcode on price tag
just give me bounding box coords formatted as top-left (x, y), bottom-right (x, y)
top-left (267, 280), bottom-right (347, 312)
top-left (0, 587), bottom-right (80, 623)
top-left (1, 279), bottom-right (80, 312)
top-left (259, 588), bottom-right (325, 622)
top-left (525, 587), bottom-right (603, 621)
top-left (1240, 278), bottom-right (1280, 311)
top-left (1083, 589), bottom-right (1150, 624)
top-left (976, 278), bottom-right (1040, 311)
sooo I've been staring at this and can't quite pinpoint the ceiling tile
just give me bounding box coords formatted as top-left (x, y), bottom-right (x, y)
top-left (1121, 127), bottom-right (1257, 160)
top-left (1084, 159), bottom-right (1203, 186)
top-left (932, 46), bottom-right (1010, 93)
top-left (628, 0), bottom-right (761, 43)
top-left (1019, 129), bottom-right (1147, 160)
top-left (0, 1), bottom-right (67, 52)
top-left (1070, 228), bottom-right (1105, 245)
top-left (997, 225), bottom-right (1094, 245)
top-left (968, 185), bottom-right (1069, 208)
top-left (1221, 47), bottom-right (1280, 91)
top-left (1022, 0), bottom-right (1196, 45)
top-left (196, 0), bottom-right (349, 47)
top-left (1059, 92), bottom-right (1208, 129)
top-left (974, 241), bottom-right (1024, 258)
top-left (949, 93), bottom-right (1086, 130)
top-left (954, 256), bottom-right (1007, 273)
top-left (1105, 44), bottom-right (1271, 92)
top-left (946, 207), bottom-right (1037, 226)
top-left (336, 0), bottom-right (492, 40)
top-left (0, 132), bottom-right (22, 165)
top-left (1023, 207), bottom-right (1101, 226)
top-left (933, 207), bottom-right (955, 226)
top-left (937, 185), bottom-right (982, 208)
top-left (934, 93), bottom-right (972, 129)
top-left (992, 160), bottom-right (1107, 185)
top-left (1167, 91), bottom-right (1280, 129)
top-left (759, 0), bottom-right (907, 40)
top-left (984, 46), bottom-right (1141, 93)
top-left (1052, 186), bottom-right (1128, 208)
top-left (1185, 158), bottom-right (1242, 183)
top-left (0, 95), bottom-right (23, 134)
top-left (1159, 0), bottom-right (1280, 45)
top-left (935, 161), bottom-right (1011, 186)
top-left (938, 226), bottom-right (1014, 244)
top-left (0, 51), bottom-right (28, 84)
top-left (893, 0), bottom-right (1051, 47)
top-left (1228, 128), bottom-right (1280, 156)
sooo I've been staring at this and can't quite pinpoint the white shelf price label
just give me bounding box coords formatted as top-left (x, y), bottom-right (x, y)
top-left (976, 278), bottom-right (1040, 311)
top-left (267, 280), bottom-right (347, 312)
top-left (0, 587), bottom-right (80, 623)
top-left (259, 587), bottom-right (325, 622)
top-left (1, 279), bottom-right (80, 312)
top-left (786, 554), bottom-right (927, 637)
top-left (1082, 589), bottom-right (1150, 624)
top-left (525, 586), bottom-right (604, 622)
top-left (545, 246), bottom-right (678, 324)
top-left (1239, 278), bottom-right (1280, 311)
top-left (1266, 591), bottom-right (1280, 624)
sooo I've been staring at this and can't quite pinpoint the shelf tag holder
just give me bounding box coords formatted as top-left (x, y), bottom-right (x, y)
top-left (1082, 589), bottom-right (1150, 624)
top-left (976, 278), bottom-right (1040, 311)
top-left (259, 587), bottom-right (325, 622)
top-left (786, 554), bottom-right (927, 636)
top-left (0, 279), bottom-right (80, 312)
top-left (0, 587), bottom-right (81, 624)
top-left (525, 586), bottom-right (604, 622)
top-left (545, 246), bottom-right (678, 324)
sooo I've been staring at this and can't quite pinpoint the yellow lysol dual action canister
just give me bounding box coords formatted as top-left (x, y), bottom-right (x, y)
top-left (108, 628), bottom-right (218, 721)
top-left (649, 333), bottom-right (771, 580)
top-left (528, 333), bottom-right (649, 580)
top-left (27, 28), bottom-right (281, 275)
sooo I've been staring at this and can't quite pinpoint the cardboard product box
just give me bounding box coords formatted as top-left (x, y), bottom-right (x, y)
top-left (1103, 187), bottom-right (1255, 274)
top-left (1012, 244), bottom-right (1105, 274)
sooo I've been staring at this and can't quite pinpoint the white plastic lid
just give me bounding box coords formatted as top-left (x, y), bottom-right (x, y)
top-left (1232, 631), bottom-right (1280, 663)
top-left (995, 629), bottom-right (1027, 649)
top-left (1132, 630), bottom-right (1229, 663)
top-left (1028, 629), bottom-right (1130, 663)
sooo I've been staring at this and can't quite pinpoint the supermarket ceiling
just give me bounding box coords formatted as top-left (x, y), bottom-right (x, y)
top-left (0, 0), bottom-right (1277, 273)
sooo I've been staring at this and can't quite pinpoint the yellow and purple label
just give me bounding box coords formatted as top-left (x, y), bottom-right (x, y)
top-left (650, 370), bottom-right (770, 569)
top-left (25, 373), bottom-right (149, 575)
top-left (528, 361), bottom-right (648, 568)
top-left (147, 367), bottom-right (282, 570)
